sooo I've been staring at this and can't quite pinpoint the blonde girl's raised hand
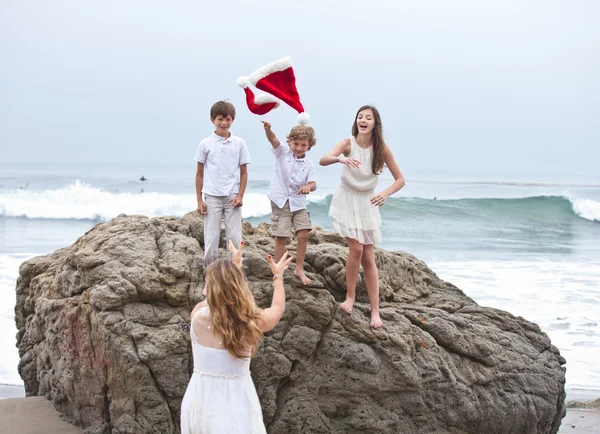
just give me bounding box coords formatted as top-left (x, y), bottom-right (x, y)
top-left (259, 252), bottom-right (294, 333)
top-left (228, 240), bottom-right (245, 269)
top-left (267, 251), bottom-right (294, 278)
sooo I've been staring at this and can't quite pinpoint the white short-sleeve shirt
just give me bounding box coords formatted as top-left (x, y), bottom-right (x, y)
top-left (267, 143), bottom-right (316, 212)
top-left (195, 132), bottom-right (251, 197)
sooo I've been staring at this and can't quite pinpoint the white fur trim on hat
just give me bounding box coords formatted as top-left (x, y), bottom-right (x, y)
top-left (248, 57), bottom-right (292, 85)
top-left (297, 112), bottom-right (309, 125)
top-left (254, 93), bottom-right (281, 106)
top-left (237, 76), bottom-right (250, 88)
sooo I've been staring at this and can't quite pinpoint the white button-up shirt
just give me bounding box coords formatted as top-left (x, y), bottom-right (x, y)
top-left (267, 144), bottom-right (316, 212)
top-left (195, 132), bottom-right (251, 197)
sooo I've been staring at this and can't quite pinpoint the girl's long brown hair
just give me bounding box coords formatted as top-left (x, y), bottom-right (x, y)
top-left (351, 105), bottom-right (386, 175)
top-left (205, 260), bottom-right (263, 359)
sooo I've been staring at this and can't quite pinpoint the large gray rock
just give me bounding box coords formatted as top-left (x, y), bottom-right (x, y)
top-left (15, 213), bottom-right (566, 434)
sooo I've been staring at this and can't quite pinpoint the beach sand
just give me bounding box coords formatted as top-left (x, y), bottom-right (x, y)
top-left (559, 409), bottom-right (600, 434)
top-left (0, 384), bottom-right (598, 433)
top-left (0, 396), bottom-right (83, 434)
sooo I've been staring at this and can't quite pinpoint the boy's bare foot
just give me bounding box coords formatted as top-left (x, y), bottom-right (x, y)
top-left (294, 269), bottom-right (312, 285)
top-left (370, 312), bottom-right (383, 328)
top-left (340, 297), bottom-right (355, 314)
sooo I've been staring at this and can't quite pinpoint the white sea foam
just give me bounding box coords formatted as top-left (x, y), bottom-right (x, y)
top-left (2, 181), bottom-right (599, 223)
top-left (571, 198), bottom-right (600, 222)
top-left (430, 259), bottom-right (600, 393)
top-left (0, 181), bottom-right (335, 221)
top-left (0, 253), bottom-right (36, 386)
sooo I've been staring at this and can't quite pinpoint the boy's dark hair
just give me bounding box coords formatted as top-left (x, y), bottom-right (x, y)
top-left (210, 101), bottom-right (236, 120)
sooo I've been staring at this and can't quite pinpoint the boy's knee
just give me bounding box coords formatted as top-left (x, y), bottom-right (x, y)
top-left (275, 236), bottom-right (289, 244)
top-left (296, 230), bottom-right (309, 241)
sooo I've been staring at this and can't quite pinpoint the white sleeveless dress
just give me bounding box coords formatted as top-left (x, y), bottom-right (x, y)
top-left (329, 136), bottom-right (382, 245)
top-left (180, 306), bottom-right (266, 434)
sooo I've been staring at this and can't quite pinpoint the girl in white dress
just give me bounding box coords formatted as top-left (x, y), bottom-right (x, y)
top-left (319, 105), bottom-right (405, 328)
top-left (181, 241), bottom-right (293, 433)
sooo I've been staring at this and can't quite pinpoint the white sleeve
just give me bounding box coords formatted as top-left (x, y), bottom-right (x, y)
top-left (239, 140), bottom-right (251, 165)
top-left (272, 143), bottom-right (290, 158)
top-left (307, 161), bottom-right (317, 184)
top-left (195, 141), bottom-right (208, 163)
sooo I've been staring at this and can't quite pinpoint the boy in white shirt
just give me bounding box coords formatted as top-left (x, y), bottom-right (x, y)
top-left (262, 121), bottom-right (317, 285)
top-left (196, 101), bottom-right (251, 268)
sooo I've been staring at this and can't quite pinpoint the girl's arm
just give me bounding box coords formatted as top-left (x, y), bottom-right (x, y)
top-left (371, 146), bottom-right (406, 206)
top-left (261, 121), bottom-right (281, 149)
top-left (259, 278), bottom-right (286, 333)
top-left (319, 138), bottom-right (360, 168)
top-left (259, 253), bottom-right (294, 333)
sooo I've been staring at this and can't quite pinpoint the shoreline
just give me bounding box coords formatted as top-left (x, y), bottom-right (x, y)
top-left (0, 385), bottom-right (598, 434)
top-left (3, 383), bottom-right (599, 401)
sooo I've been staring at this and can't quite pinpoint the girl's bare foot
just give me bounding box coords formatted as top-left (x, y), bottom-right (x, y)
top-left (340, 297), bottom-right (355, 314)
top-left (370, 312), bottom-right (383, 328)
top-left (294, 269), bottom-right (312, 285)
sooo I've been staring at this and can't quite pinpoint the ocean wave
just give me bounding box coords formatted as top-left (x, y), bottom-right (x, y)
top-left (0, 180), bottom-right (275, 221)
top-left (1, 182), bottom-right (598, 223)
top-left (571, 199), bottom-right (600, 223)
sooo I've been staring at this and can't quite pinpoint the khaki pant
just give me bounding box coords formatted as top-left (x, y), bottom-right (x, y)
top-left (270, 200), bottom-right (312, 237)
top-left (203, 194), bottom-right (242, 268)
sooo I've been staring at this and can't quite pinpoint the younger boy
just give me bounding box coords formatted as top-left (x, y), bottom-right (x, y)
top-left (262, 121), bottom-right (317, 285)
top-left (196, 101), bottom-right (251, 268)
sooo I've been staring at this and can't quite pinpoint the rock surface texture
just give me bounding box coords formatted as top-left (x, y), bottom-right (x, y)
top-left (15, 213), bottom-right (567, 434)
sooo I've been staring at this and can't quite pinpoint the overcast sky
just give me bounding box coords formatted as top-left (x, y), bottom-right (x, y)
top-left (1, 0), bottom-right (598, 179)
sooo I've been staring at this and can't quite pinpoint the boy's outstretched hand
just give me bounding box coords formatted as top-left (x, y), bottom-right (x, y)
top-left (262, 121), bottom-right (281, 148)
top-left (298, 185), bottom-right (312, 195)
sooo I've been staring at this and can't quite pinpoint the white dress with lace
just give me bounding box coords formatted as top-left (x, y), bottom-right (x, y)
top-left (180, 306), bottom-right (266, 434)
top-left (329, 136), bottom-right (382, 245)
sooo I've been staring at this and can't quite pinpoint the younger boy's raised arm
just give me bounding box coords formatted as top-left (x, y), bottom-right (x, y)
top-left (261, 121), bottom-right (281, 149)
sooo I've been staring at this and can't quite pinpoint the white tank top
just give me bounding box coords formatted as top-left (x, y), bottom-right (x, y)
top-left (340, 136), bottom-right (378, 191)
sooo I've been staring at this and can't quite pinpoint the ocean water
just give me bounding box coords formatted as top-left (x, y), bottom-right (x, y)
top-left (1, 162), bottom-right (599, 398)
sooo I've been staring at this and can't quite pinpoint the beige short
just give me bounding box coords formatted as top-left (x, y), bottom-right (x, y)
top-left (270, 200), bottom-right (312, 237)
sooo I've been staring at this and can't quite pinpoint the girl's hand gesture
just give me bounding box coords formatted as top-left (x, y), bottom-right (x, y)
top-left (267, 252), bottom-right (294, 277)
top-left (371, 192), bottom-right (389, 207)
top-left (228, 240), bottom-right (245, 269)
top-left (338, 155), bottom-right (361, 169)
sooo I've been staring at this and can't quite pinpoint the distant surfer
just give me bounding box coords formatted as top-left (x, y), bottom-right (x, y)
top-left (140, 176), bottom-right (147, 182)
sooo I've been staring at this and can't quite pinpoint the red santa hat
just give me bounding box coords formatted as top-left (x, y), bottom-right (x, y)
top-left (237, 57), bottom-right (309, 125)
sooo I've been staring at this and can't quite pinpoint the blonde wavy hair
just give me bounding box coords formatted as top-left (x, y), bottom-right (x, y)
top-left (205, 260), bottom-right (263, 359)
top-left (287, 125), bottom-right (316, 148)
